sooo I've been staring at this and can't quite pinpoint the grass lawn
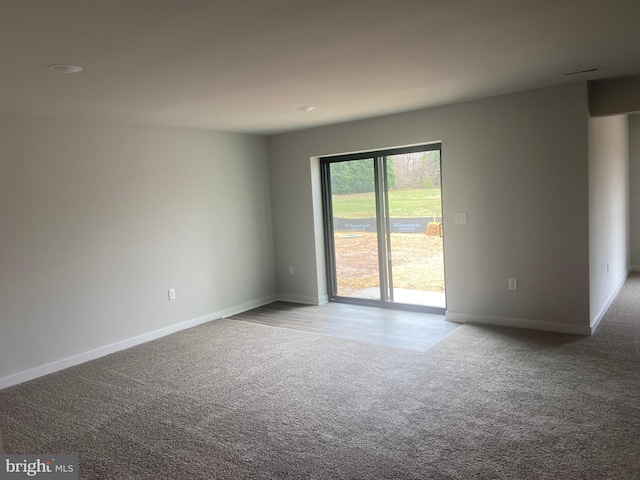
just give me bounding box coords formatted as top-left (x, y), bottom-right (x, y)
top-left (334, 232), bottom-right (444, 294)
top-left (332, 188), bottom-right (442, 218)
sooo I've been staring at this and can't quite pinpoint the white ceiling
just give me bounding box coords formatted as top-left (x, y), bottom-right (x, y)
top-left (2, 0), bottom-right (640, 134)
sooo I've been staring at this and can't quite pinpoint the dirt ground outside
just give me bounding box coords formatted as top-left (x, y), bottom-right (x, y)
top-left (334, 232), bottom-right (444, 296)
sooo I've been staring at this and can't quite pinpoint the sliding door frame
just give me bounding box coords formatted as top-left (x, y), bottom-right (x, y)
top-left (320, 143), bottom-right (444, 314)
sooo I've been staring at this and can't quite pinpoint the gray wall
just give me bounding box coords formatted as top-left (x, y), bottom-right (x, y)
top-left (268, 83), bottom-right (591, 332)
top-left (630, 115), bottom-right (640, 269)
top-left (0, 114), bottom-right (275, 383)
top-left (588, 115), bottom-right (629, 326)
top-left (3, 81), bottom-right (620, 384)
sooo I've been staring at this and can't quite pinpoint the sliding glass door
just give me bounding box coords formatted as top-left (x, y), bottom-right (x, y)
top-left (324, 157), bottom-right (383, 300)
top-left (321, 144), bottom-right (445, 313)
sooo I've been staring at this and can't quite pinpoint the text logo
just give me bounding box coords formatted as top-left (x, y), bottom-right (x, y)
top-left (1, 455), bottom-right (78, 479)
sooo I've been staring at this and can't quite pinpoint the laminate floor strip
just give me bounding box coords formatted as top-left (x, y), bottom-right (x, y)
top-left (229, 301), bottom-right (459, 351)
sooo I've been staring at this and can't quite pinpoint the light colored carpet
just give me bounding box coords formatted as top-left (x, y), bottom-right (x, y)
top-left (1, 275), bottom-right (640, 479)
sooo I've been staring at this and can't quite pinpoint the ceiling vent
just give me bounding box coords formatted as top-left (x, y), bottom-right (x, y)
top-left (562, 67), bottom-right (601, 77)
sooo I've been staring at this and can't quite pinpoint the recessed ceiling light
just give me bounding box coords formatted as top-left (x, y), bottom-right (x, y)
top-left (296, 105), bottom-right (316, 112)
top-left (47, 64), bottom-right (83, 74)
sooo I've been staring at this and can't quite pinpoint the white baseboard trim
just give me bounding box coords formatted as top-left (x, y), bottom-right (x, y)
top-left (445, 311), bottom-right (591, 336)
top-left (590, 272), bottom-right (628, 334)
top-left (220, 295), bottom-right (278, 318)
top-left (277, 293), bottom-right (326, 306)
top-left (0, 296), bottom-right (278, 391)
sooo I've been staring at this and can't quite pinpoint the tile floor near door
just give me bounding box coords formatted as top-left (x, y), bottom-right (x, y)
top-left (350, 287), bottom-right (447, 308)
top-left (229, 301), bottom-right (459, 351)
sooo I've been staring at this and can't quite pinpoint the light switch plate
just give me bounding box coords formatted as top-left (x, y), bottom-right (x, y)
top-left (454, 212), bottom-right (468, 225)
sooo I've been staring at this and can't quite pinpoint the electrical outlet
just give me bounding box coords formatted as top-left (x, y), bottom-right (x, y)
top-left (508, 278), bottom-right (518, 291)
top-left (288, 265), bottom-right (295, 275)
top-left (168, 288), bottom-right (176, 301)
top-left (454, 212), bottom-right (468, 225)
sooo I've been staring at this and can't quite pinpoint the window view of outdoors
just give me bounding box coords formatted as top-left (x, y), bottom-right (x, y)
top-left (329, 150), bottom-right (444, 308)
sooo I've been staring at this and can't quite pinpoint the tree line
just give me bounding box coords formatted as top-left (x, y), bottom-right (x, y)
top-left (330, 151), bottom-right (440, 194)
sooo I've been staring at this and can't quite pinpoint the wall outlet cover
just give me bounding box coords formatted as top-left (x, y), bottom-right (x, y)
top-left (454, 212), bottom-right (468, 224)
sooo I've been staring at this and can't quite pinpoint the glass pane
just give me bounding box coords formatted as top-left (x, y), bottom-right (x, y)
top-left (330, 159), bottom-right (380, 300)
top-left (386, 151), bottom-right (445, 307)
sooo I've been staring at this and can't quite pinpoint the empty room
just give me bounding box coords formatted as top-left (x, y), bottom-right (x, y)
top-left (1, 1), bottom-right (640, 478)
